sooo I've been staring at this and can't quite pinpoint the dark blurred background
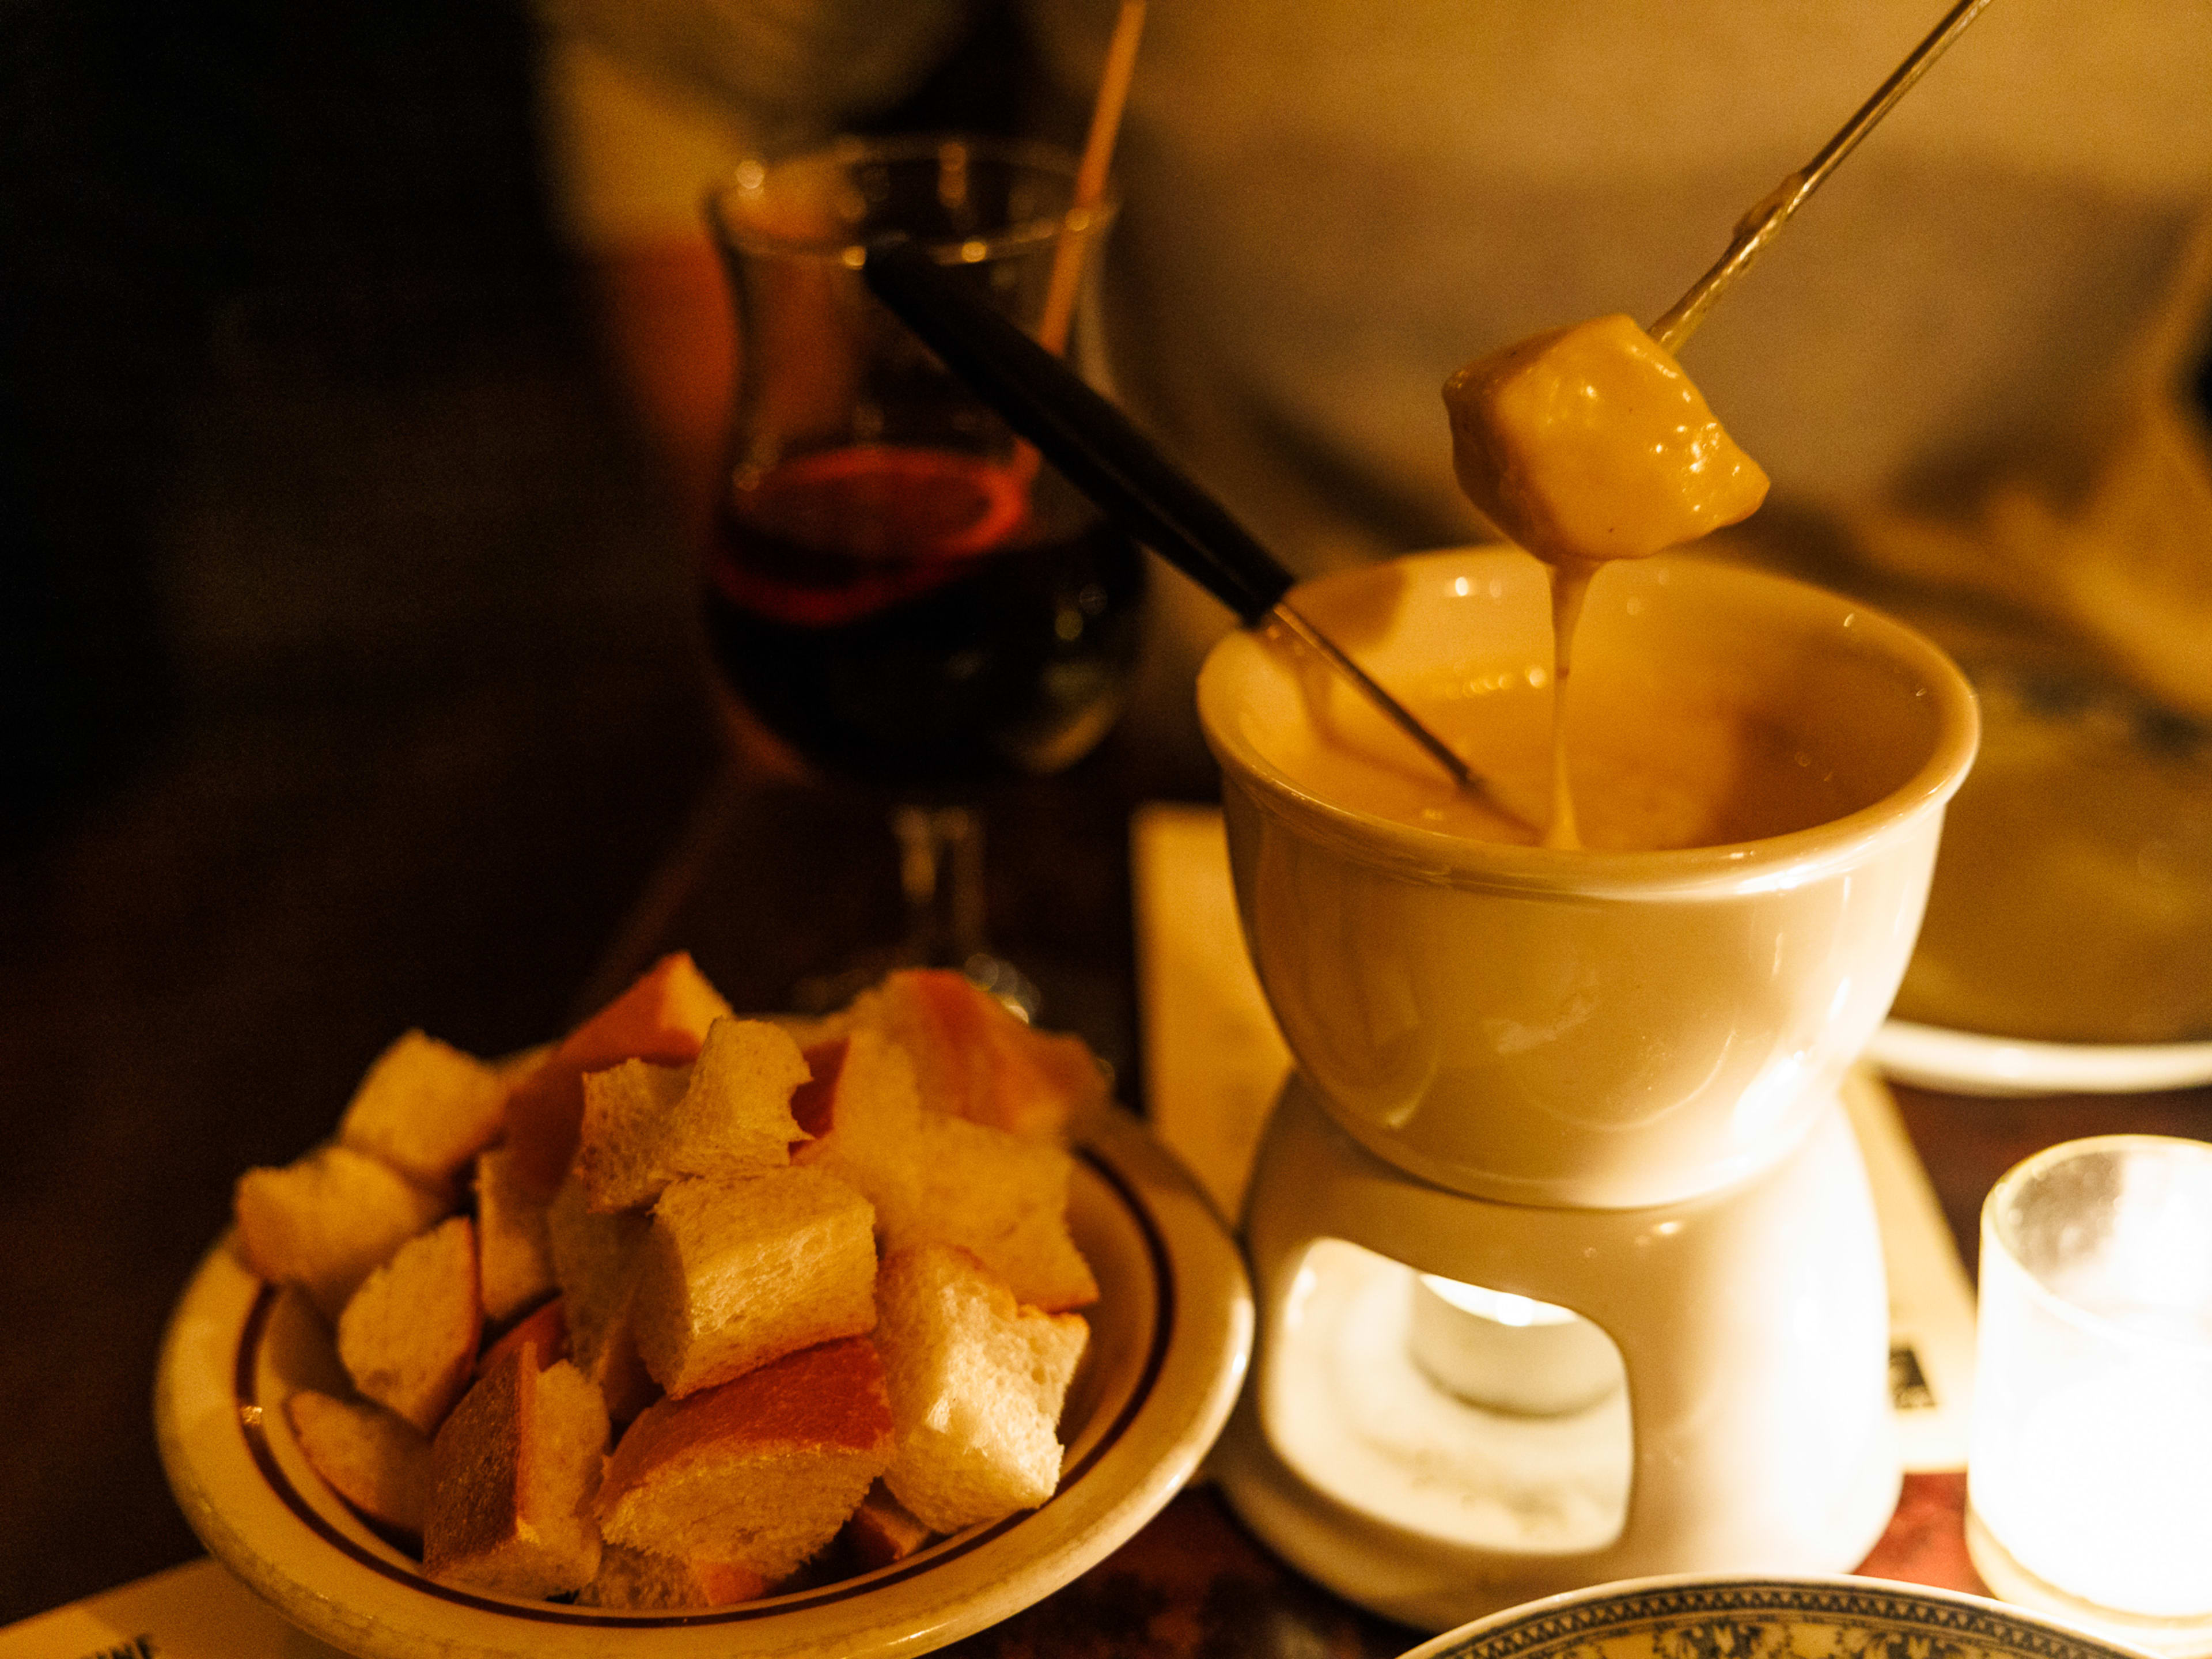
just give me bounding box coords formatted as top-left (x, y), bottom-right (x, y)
top-left (2, 0), bottom-right (1038, 844)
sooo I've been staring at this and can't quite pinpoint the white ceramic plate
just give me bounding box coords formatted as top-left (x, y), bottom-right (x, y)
top-left (1868, 1018), bottom-right (2212, 1097)
top-left (1401, 1573), bottom-right (2155, 1659)
top-left (155, 1104), bottom-right (1253, 1659)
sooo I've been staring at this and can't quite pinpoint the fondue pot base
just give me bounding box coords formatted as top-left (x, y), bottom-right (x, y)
top-left (1215, 1073), bottom-right (1902, 1632)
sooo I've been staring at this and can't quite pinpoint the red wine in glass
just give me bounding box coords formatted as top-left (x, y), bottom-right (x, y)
top-left (703, 135), bottom-right (1139, 1011)
top-left (703, 443), bottom-right (1145, 791)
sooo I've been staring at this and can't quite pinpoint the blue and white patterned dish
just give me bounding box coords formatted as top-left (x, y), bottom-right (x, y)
top-left (1405, 1575), bottom-right (2151, 1659)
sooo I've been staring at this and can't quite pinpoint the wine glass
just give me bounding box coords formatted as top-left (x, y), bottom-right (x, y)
top-left (702, 134), bottom-right (1145, 1012)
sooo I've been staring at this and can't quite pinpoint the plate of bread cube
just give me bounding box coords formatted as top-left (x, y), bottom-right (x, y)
top-left (156, 955), bottom-right (1253, 1658)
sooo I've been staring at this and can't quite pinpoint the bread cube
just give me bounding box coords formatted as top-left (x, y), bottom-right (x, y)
top-left (545, 1173), bottom-right (658, 1422)
top-left (423, 1342), bottom-right (608, 1599)
top-left (789, 1028), bottom-right (925, 1221)
top-left (503, 951), bottom-right (736, 1196)
top-left (337, 1029), bottom-right (506, 1189)
top-left (876, 1245), bottom-right (1088, 1534)
top-left (574, 1016), bottom-right (810, 1213)
top-left (337, 1214), bottom-right (482, 1435)
top-left (576, 1544), bottom-right (766, 1610)
top-left (596, 1337), bottom-right (895, 1585)
top-left (841, 1480), bottom-right (933, 1569)
top-left (857, 969), bottom-right (1107, 1142)
top-left (233, 1143), bottom-right (449, 1320)
top-left (680, 1016), bottom-right (810, 1161)
top-left (882, 1113), bottom-right (1098, 1312)
top-left (631, 1168), bottom-right (877, 1399)
top-left (286, 1389), bottom-right (434, 1537)
top-left (796, 1022), bottom-right (1094, 1311)
top-left (473, 1143), bottom-right (555, 1324)
top-left (1442, 313), bottom-right (1768, 567)
top-left (574, 1058), bottom-right (688, 1211)
top-left (546, 1173), bottom-right (647, 1363)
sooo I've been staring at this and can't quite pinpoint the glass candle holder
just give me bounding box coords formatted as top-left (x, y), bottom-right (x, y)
top-left (1967, 1135), bottom-right (2212, 1657)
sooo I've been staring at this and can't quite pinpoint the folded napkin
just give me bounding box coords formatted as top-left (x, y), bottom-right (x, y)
top-left (0, 1557), bottom-right (341, 1659)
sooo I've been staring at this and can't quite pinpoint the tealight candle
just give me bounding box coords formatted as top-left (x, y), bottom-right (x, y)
top-left (1967, 1135), bottom-right (2212, 1658)
top-left (1408, 1275), bottom-right (1626, 1418)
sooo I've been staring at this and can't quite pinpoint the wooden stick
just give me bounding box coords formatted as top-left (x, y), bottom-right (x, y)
top-left (1036, 0), bottom-right (1146, 357)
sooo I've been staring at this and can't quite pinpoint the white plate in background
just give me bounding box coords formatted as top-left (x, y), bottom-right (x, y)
top-left (1869, 1018), bottom-right (2212, 1097)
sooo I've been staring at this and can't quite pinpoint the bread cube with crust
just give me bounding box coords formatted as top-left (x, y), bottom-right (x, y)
top-left (423, 1341), bottom-right (608, 1599)
top-left (842, 1481), bottom-right (933, 1569)
top-left (631, 1167), bottom-right (877, 1399)
top-left (286, 1389), bottom-right (434, 1537)
top-left (795, 1027), bottom-right (1093, 1310)
top-left (234, 1143), bottom-right (450, 1320)
top-left (576, 1544), bottom-right (767, 1610)
top-left (596, 1336), bottom-right (895, 1585)
top-left (789, 1027), bottom-right (925, 1222)
top-left (875, 1245), bottom-right (1088, 1534)
top-left (855, 969), bottom-right (1107, 1142)
top-left (882, 1113), bottom-right (1098, 1312)
top-left (574, 1016), bottom-right (810, 1213)
top-left (473, 1143), bottom-right (555, 1324)
top-left (503, 951), bottom-right (737, 1198)
top-left (338, 1029), bottom-right (507, 1190)
top-left (476, 1297), bottom-right (565, 1380)
top-left (337, 1214), bottom-right (482, 1435)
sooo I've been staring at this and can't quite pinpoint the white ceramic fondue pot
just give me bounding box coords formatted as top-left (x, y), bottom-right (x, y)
top-left (1199, 550), bottom-right (1979, 1629)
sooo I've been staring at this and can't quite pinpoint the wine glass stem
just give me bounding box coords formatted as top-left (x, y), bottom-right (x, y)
top-left (893, 803), bottom-right (987, 970)
top-left (891, 803), bottom-right (1041, 1017)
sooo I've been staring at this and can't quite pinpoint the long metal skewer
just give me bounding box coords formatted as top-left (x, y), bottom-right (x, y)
top-left (1649, 0), bottom-right (1997, 352)
top-left (1268, 601), bottom-right (1479, 790)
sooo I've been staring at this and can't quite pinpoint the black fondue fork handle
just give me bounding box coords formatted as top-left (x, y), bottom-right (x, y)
top-left (861, 236), bottom-right (1493, 799)
top-left (860, 235), bottom-right (1292, 627)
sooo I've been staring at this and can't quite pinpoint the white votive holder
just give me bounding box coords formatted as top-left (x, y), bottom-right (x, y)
top-left (1967, 1134), bottom-right (2212, 1657)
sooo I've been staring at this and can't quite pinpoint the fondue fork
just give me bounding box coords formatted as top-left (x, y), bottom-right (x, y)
top-left (1649, 0), bottom-right (1997, 351)
top-left (863, 236), bottom-right (1528, 824)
